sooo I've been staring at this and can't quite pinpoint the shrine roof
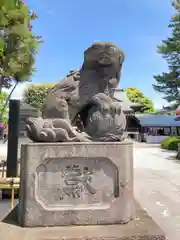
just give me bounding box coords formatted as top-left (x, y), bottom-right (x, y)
top-left (136, 114), bottom-right (180, 127)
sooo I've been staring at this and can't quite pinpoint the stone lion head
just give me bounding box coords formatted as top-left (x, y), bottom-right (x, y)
top-left (83, 42), bottom-right (124, 67)
top-left (81, 42), bottom-right (125, 90)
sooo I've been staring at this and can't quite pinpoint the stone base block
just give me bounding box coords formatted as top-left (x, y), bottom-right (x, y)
top-left (0, 201), bottom-right (166, 240)
top-left (19, 141), bottom-right (134, 227)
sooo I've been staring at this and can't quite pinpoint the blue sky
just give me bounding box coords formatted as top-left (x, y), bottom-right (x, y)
top-left (11, 0), bottom-right (174, 109)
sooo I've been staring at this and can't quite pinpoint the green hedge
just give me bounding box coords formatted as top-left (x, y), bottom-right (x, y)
top-left (161, 137), bottom-right (180, 151)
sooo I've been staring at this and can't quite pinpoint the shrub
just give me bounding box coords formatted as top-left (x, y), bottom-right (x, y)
top-left (161, 137), bottom-right (180, 151)
top-left (23, 83), bottom-right (55, 110)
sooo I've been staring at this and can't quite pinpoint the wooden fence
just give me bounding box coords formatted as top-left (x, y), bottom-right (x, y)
top-left (0, 158), bottom-right (20, 209)
top-left (0, 177), bottom-right (20, 209)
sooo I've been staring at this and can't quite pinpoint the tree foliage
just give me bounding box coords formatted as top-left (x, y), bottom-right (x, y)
top-left (23, 83), bottom-right (54, 110)
top-left (153, 1), bottom-right (180, 103)
top-left (126, 87), bottom-right (154, 112)
top-left (0, 0), bottom-right (43, 92)
top-left (0, 91), bottom-right (8, 123)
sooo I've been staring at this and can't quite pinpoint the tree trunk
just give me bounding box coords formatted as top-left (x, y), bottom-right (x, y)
top-left (0, 82), bottom-right (18, 122)
top-left (0, 76), bottom-right (3, 95)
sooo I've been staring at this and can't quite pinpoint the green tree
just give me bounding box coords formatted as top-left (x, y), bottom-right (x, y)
top-left (0, 0), bottom-right (43, 120)
top-left (0, 91), bottom-right (8, 123)
top-left (174, 0), bottom-right (180, 11)
top-left (125, 87), bottom-right (154, 113)
top-left (153, 1), bottom-right (180, 103)
top-left (23, 83), bottom-right (54, 110)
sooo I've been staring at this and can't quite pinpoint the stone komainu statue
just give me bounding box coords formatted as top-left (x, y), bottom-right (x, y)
top-left (26, 42), bottom-right (127, 142)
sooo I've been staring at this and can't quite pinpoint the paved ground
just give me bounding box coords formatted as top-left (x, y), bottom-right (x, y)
top-left (0, 138), bottom-right (31, 160)
top-left (0, 199), bottom-right (18, 221)
top-left (0, 142), bottom-right (7, 160)
top-left (134, 146), bottom-right (180, 240)
top-left (0, 140), bottom-right (180, 239)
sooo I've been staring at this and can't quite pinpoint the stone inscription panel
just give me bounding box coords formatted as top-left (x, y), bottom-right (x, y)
top-left (35, 157), bottom-right (119, 210)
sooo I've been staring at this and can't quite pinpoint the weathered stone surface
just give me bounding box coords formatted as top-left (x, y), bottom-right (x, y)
top-left (18, 141), bottom-right (134, 227)
top-left (26, 42), bottom-right (127, 142)
top-left (42, 42), bottom-right (125, 120)
top-left (1, 201), bottom-right (166, 240)
top-left (26, 116), bottom-right (91, 142)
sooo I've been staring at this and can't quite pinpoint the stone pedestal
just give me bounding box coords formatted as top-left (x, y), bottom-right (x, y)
top-left (19, 141), bottom-right (134, 227)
